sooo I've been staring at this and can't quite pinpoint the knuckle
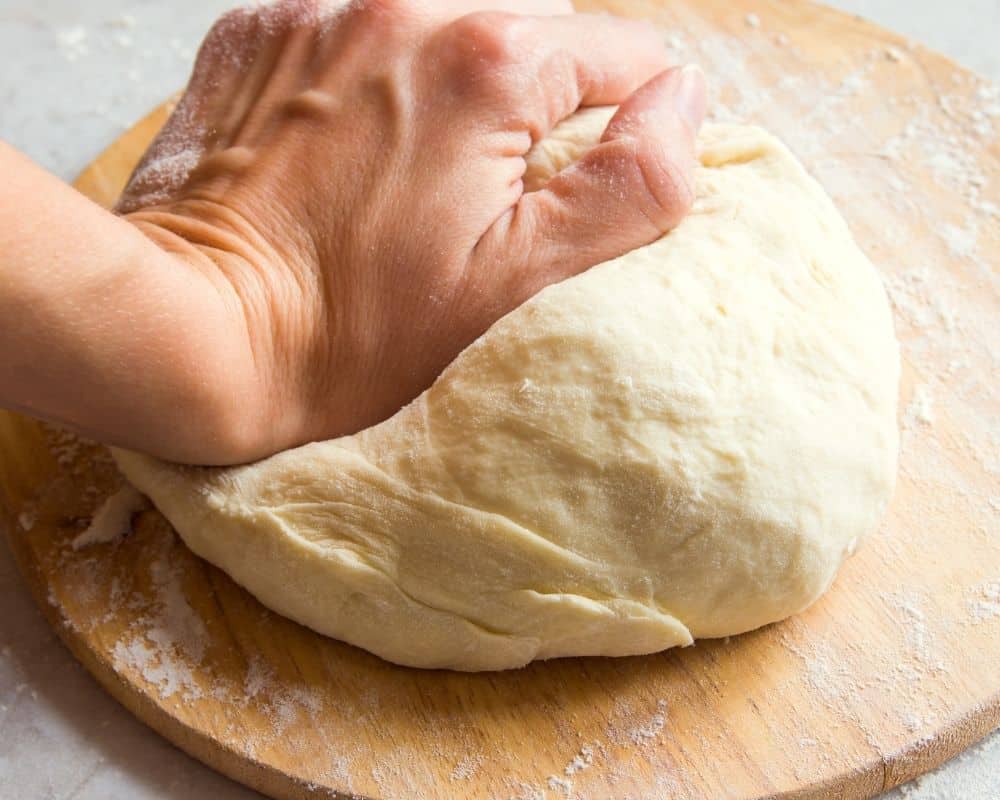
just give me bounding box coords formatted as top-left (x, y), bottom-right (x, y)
top-left (436, 13), bottom-right (540, 108)
top-left (207, 7), bottom-right (253, 36)
top-left (447, 12), bottom-right (526, 70)
top-left (353, 0), bottom-right (408, 18)
top-left (202, 7), bottom-right (254, 50)
top-left (374, 0), bottom-right (414, 11)
top-left (265, 0), bottom-right (328, 26)
top-left (348, 0), bottom-right (423, 40)
top-left (194, 9), bottom-right (256, 75)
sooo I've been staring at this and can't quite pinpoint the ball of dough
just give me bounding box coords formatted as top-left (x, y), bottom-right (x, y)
top-left (116, 112), bottom-right (900, 671)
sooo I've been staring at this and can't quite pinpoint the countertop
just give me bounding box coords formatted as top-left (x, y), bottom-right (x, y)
top-left (0, 1), bottom-right (997, 798)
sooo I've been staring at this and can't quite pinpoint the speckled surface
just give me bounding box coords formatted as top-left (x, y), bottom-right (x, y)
top-left (0, 1), bottom-right (997, 798)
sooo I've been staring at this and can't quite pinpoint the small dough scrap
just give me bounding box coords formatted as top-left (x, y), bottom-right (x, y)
top-left (73, 485), bottom-right (148, 550)
top-left (116, 114), bottom-right (900, 671)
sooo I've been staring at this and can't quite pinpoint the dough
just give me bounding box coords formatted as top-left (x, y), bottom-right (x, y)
top-left (116, 111), bottom-right (900, 671)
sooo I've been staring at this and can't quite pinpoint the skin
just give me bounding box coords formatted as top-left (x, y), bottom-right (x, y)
top-left (0, 0), bottom-right (706, 465)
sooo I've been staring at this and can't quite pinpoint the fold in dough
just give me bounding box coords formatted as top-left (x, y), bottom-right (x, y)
top-left (116, 112), bottom-right (900, 670)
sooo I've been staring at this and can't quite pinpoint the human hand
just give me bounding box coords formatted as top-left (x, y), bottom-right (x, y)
top-left (121, 0), bottom-right (707, 463)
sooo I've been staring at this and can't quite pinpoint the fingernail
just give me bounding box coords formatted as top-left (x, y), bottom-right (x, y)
top-left (673, 64), bottom-right (707, 133)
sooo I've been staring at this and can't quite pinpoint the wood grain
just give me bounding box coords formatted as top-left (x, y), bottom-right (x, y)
top-left (2, 1), bottom-right (997, 798)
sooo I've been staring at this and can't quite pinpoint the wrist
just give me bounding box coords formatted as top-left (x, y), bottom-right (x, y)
top-left (124, 210), bottom-right (323, 465)
top-left (119, 216), bottom-right (271, 464)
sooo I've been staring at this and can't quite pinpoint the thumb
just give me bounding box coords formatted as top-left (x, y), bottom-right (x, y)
top-left (482, 65), bottom-right (707, 301)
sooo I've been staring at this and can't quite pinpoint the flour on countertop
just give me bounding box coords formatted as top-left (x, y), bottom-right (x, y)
top-left (895, 728), bottom-right (1000, 798)
top-left (55, 26), bottom-right (89, 61)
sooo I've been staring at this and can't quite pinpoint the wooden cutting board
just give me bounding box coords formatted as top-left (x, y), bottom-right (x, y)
top-left (1, 1), bottom-right (998, 798)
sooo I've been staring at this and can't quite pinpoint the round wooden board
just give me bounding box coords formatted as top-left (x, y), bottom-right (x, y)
top-left (2, 1), bottom-right (998, 798)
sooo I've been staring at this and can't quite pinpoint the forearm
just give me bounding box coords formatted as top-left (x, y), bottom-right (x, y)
top-left (0, 141), bottom-right (254, 463)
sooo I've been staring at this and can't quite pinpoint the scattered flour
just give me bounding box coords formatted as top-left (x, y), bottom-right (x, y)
top-left (938, 219), bottom-right (980, 259)
top-left (110, 546), bottom-right (208, 701)
top-left (564, 744), bottom-right (595, 776)
top-left (889, 590), bottom-right (949, 673)
top-left (243, 652), bottom-right (275, 699)
top-left (627, 699), bottom-right (668, 744)
top-left (111, 633), bottom-right (201, 701)
top-left (449, 754), bottom-right (485, 781)
top-left (506, 780), bottom-right (545, 800)
top-left (55, 26), bottom-right (89, 62)
top-left (904, 384), bottom-right (936, 432)
top-left (966, 581), bottom-right (1000, 623)
top-left (781, 636), bottom-right (854, 702)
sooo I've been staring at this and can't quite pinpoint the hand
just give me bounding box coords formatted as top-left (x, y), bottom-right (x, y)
top-left (118, 0), bottom-right (707, 463)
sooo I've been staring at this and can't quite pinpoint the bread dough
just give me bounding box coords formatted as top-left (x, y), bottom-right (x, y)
top-left (115, 111), bottom-right (900, 671)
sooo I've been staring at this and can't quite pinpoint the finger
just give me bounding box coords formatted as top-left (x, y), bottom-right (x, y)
top-left (119, 6), bottom-right (305, 213)
top-left (531, 13), bottom-right (672, 106)
top-left (179, 1), bottom-right (323, 147)
top-left (478, 65), bottom-right (707, 301)
top-left (437, 11), bottom-right (670, 143)
top-left (117, 7), bottom-right (261, 210)
top-left (179, 7), bottom-right (262, 145)
top-left (514, 12), bottom-right (673, 139)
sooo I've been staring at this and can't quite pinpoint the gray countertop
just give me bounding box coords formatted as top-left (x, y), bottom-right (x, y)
top-left (0, 1), bottom-right (997, 798)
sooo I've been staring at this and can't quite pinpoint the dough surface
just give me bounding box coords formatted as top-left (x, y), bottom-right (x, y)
top-left (116, 112), bottom-right (900, 671)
